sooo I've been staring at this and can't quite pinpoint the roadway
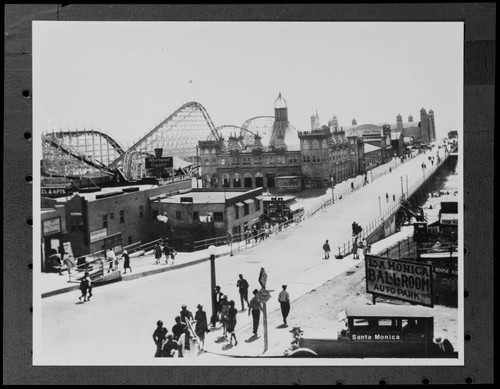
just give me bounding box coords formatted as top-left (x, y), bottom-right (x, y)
top-left (36, 143), bottom-right (450, 365)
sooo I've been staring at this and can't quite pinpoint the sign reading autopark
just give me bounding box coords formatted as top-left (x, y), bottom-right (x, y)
top-left (365, 255), bottom-right (434, 307)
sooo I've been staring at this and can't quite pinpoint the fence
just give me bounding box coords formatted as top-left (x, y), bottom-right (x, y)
top-left (193, 218), bottom-right (295, 254)
top-left (67, 238), bottom-right (162, 283)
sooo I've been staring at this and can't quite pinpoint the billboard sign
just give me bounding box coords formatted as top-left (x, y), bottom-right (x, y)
top-left (90, 228), bottom-right (107, 243)
top-left (41, 187), bottom-right (73, 197)
top-left (42, 217), bottom-right (61, 236)
top-left (145, 156), bottom-right (173, 169)
top-left (365, 255), bottom-right (434, 307)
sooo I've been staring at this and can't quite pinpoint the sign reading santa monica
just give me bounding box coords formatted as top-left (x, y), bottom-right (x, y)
top-left (365, 255), bottom-right (434, 307)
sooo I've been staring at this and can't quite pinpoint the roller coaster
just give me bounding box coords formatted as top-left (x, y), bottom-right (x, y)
top-left (42, 102), bottom-right (220, 182)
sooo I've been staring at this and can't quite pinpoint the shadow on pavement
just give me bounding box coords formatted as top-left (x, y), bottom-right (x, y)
top-left (276, 324), bottom-right (288, 329)
top-left (244, 334), bottom-right (260, 343)
top-left (221, 343), bottom-right (233, 351)
top-left (214, 336), bottom-right (227, 343)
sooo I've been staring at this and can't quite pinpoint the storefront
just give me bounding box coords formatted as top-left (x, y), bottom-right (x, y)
top-left (41, 216), bottom-right (63, 272)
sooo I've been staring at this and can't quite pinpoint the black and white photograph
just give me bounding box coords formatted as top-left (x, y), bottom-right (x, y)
top-left (32, 20), bottom-right (465, 366)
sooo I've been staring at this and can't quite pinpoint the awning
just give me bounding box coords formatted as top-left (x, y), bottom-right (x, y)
top-left (256, 195), bottom-right (263, 200)
top-left (235, 202), bottom-right (244, 207)
top-left (289, 203), bottom-right (301, 211)
top-left (244, 199), bottom-right (254, 204)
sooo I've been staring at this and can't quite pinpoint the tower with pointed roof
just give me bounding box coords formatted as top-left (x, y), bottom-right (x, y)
top-left (420, 107), bottom-right (429, 142)
top-left (269, 92), bottom-right (299, 152)
top-left (311, 109), bottom-right (320, 131)
top-left (396, 114), bottom-right (403, 131)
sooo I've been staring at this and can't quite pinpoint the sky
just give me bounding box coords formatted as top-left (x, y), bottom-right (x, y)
top-left (33, 21), bottom-right (463, 148)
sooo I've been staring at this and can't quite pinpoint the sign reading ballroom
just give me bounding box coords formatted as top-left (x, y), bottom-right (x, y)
top-left (365, 255), bottom-right (434, 307)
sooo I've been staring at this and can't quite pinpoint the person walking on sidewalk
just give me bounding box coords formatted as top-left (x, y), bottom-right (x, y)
top-left (169, 246), bottom-right (177, 265)
top-left (179, 304), bottom-right (193, 351)
top-left (122, 250), bottom-right (131, 274)
top-left (386, 192), bottom-right (389, 203)
top-left (84, 271), bottom-right (93, 301)
top-left (236, 274), bottom-right (249, 311)
top-left (152, 320), bottom-right (167, 357)
top-left (154, 242), bottom-right (162, 264)
top-left (352, 238), bottom-right (360, 260)
top-left (323, 240), bottom-right (331, 259)
top-left (194, 304), bottom-right (209, 351)
top-left (211, 285), bottom-right (223, 327)
top-left (78, 276), bottom-right (89, 302)
top-left (226, 300), bottom-right (238, 346)
top-left (248, 289), bottom-right (262, 336)
top-left (163, 242), bottom-right (171, 264)
top-left (219, 295), bottom-right (230, 337)
top-left (278, 285), bottom-right (291, 326)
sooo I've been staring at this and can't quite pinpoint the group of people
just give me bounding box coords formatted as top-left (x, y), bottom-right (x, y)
top-left (153, 239), bottom-right (177, 265)
top-left (385, 193), bottom-right (397, 202)
top-left (153, 303), bottom-right (210, 357)
top-left (78, 271), bottom-right (93, 302)
top-left (211, 285), bottom-right (239, 345)
top-left (322, 235), bottom-right (370, 261)
top-left (152, 272), bottom-right (294, 357)
top-left (243, 221), bottom-right (284, 245)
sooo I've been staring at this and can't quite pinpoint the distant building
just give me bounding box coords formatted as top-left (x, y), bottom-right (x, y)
top-left (199, 94), bottom-right (364, 191)
top-left (49, 177), bottom-right (192, 258)
top-left (151, 187), bottom-right (264, 246)
top-left (40, 197), bottom-right (69, 271)
top-left (298, 120), bottom-right (362, 188)
top-left (198, 93), bottom-right (302, 193)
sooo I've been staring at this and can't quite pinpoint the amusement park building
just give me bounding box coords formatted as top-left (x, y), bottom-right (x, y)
top-left (198, 94), bottom-right (364, 191)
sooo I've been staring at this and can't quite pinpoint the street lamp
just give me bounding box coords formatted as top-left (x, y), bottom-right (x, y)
top-left (208, 245), bottom-right (217, 325)
top-left (406, 175), bottom-right (409, 197)
top-left (378, 196), bottom-right (382, 219)
top-left (400, 176), bottom-right (404, 198)
top-left (330, 175), bottom-right (335, 204)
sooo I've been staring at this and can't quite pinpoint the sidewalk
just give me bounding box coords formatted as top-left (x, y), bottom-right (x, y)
top-left (40, 244), bottom-right (233, 298)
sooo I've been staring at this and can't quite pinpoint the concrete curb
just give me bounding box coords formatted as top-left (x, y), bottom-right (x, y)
top-left (41, 252), bottom-right (229, 298)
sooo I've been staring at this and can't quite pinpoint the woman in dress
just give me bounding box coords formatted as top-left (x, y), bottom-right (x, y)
top-left (194, 304), bottom-right (209, 351)
top-left (226, 300), bottom-right (238, 346)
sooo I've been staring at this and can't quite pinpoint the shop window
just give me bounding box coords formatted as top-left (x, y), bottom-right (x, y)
top-left (176, 211), bottom-right (182, 220)
top-left (213, 212), bottom-right (224, 222)
top-left (193, 211), bottom-right (199, 220)
top-left (244, 203), bottom-right (249, 216)
top-left (119, 210), bottom-right (125, 224)
top-left (102, 214), bottom-right (108, 228)
top-left (110, 212), bottom-right (115, 220)
top-left (255, 200), bottom-right (261, 211)
top-left (152, 210), bottom-right (158, 219)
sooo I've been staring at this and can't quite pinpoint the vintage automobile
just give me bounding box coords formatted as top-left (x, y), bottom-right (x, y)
top-left (285, 304), bottom-right (458, 358)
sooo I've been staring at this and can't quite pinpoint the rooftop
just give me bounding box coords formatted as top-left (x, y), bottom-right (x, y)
top-left (158, 190), bottom-right (249, 204)
top-left (56, 184), bottom-right (159, 202)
